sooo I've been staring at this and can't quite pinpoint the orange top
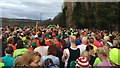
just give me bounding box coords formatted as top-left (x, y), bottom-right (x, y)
top-left (45, 39), bottom-right (51, 46)
top-left (32, 39), bottom-right (40, 47)
top-left (7, 44), bottom-right (16, 50)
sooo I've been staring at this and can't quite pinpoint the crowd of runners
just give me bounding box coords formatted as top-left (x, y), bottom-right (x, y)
top-left (0, 25), bottom-right (120, 68)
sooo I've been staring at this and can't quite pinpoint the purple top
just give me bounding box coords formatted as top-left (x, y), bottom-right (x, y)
top-left (97, 59), bottom-right (112, 68)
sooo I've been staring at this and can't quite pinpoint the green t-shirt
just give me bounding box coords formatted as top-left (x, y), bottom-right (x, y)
top-left (0, 62), bottom-right (4, 68)
top-left (93, 57), bottom-right (101, 68)
top-left (13, 48), bottom-right (28, 58)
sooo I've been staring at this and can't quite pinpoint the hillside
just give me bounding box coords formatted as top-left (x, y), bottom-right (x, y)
top-left (1, 18), bottom-right (39, 27)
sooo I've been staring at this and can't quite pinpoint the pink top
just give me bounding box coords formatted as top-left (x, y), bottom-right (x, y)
top-left (97, 59), bottom-right (112, 68)
top-left (93, 40), bottom-right (103, 48)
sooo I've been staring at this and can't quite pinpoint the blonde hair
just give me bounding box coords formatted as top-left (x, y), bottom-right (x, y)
top-left (113, 39), bottom-right (119, 47)
top-left (82, 37), bottom-right (88, 44)
top-left (104, 36), bottom-right (110, 41)
top-left (96, 47), bottom-right (108, 57)
top-left (81, 51), bottom-right (89, 60)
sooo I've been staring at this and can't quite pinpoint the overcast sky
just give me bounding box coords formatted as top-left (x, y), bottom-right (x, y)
top-left (0, 0), bottom-right (63, 20)
top-left (0, 0), bottom-right (119, 20)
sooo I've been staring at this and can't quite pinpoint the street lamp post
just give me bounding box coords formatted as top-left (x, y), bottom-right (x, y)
top-left (40, 13), bottom-right (42, 22)
top-left (36, 13), bottom-right (42, 33)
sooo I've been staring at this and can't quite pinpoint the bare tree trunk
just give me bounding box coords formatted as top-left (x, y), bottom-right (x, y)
top-left (63, 2), bottom-right (76, 28)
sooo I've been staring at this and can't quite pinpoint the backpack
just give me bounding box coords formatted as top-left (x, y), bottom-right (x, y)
top-left (44, 58), bottom-right (59, 68)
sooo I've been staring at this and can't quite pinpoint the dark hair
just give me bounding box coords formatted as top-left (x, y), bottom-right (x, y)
top-left (26, 36), bottom-right (30, 40)
top-left (48, 42), bottom-right (57, 56)
top-left (39, 38), bottom-right (45, 46)
top-left (38, 31), bottom-right (42, 37)
top-left (60, 39), bottom-right (68, 49)
top-left (2, 35), bottom-right (7, 43)
top-left (86, 45), bottom-right (94, 52)
top-left (16, 40), bottom-right (24, 49)
top-left (5, 46), bottom-right (13, 54)
top-left (95, 35), bottom-right (101, 41)
top-left (76, 33), bottom-right (80, 38)
top-left (89, 38), bottom-right (94, 43)
top-left (44, 58), bottom-right (54, 68)
top-left (7, 38), bottom-right (14, 44)
top-left (25, 31), bottom-right (30, 36)
top-left (62, 34), bottom-right (68, 39)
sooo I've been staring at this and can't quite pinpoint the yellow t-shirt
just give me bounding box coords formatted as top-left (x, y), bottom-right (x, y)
top-left (90, 44), bottom-right (97, 52)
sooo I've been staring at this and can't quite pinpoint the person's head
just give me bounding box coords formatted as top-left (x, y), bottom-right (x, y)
top-left (95, 35), bottom-right (101, 41)
top-left (60, 39), bottom-right (68, 49)
top-left (102, 39), bottom-right (107, 45)
top-left (5, 46), bottom-right (13, 55)
top-left (16, 40), bottom-right (24, 49)
top-left (52, 36), bottom-right (58, 41)
top-left (7, 38), bottom-right (14, 44)
top-left (63, 34), bottom-right (69, 41)
top-left (70, 35), bottom-right (76, 44)
top-left (96, 47), bottom-right (108, 60)
top-left (18, 51), bottom-right (41, 67)
top-left (47, 43), bottom-right (57, 56)
top-left (86, 45), bottom-right (94, 55)
top-left (12, 31), bottom-right (17, 36)
top-left (44, 58), bottom-right (54, 67)
top-left (88, 37), bottom-right (94, 44)
top-left (109, 48), bottom-right (120, 66)
top-left (103, 45), bottom-right (109, 51)
top-left (81, 51), bottom-right (89, 60)
top-left (104, 36), bottom-right (110, 41)
top-left (113, 39), bottom-right (119, 47)
top-left (39, 38), bottom-right (45, 46)
top-left (76, 33), bottom-right (80, 39)
top-left (103, 45), bottom-right (110, 55)
top-left (2, 35), bottom-right (6, 43)
top-left (82, 37), bottom-right (88, 45)
top-left (91, 32), bottom-right (95, 37)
